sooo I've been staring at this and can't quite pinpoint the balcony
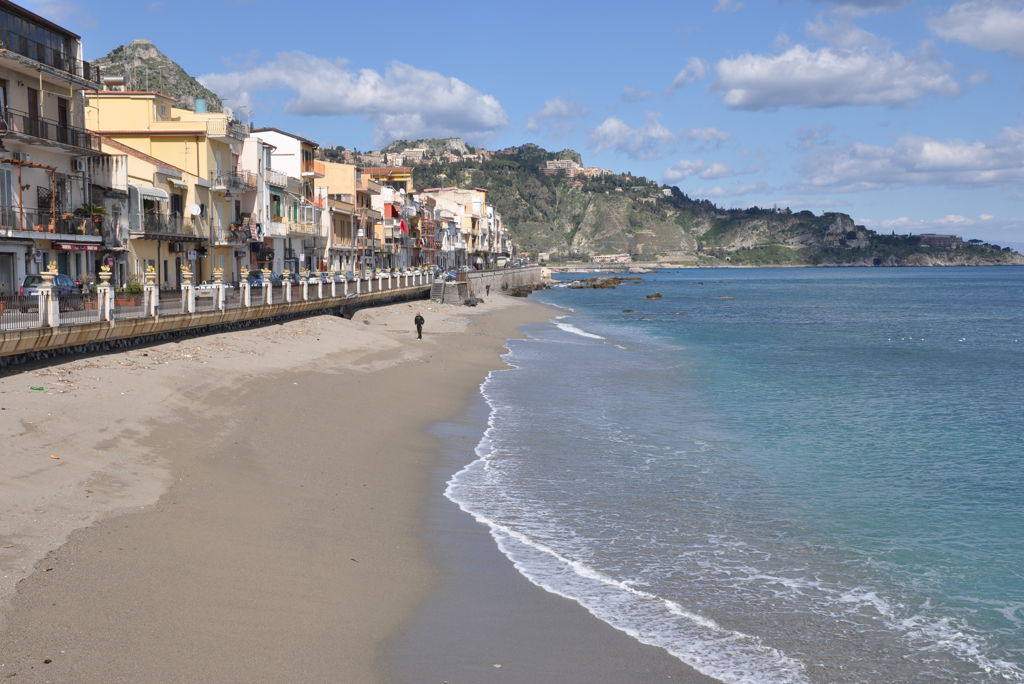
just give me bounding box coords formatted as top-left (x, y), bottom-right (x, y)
top-left (0, 29), bottom-right (100, 85)
top-left (213, 171), bottom-right (258, 192)
top-left (1, 107), bottom-right (100, 152)
top-left (328, 197), bottom-right (354, 214)
top-left (212, 225), bottom-right (250, 245)
top-left (206, 119), bottom-right (249, 142)
top-left (132, 213), bottom-right (204, 239)
top-left (301, 159), bottom-right (326, 178)
top-left (265, 169), bottom-right (289, 188)
top-left (355, 237), bottom-right (380, 250)
top-left (0, 208), bottom-right (104, 236)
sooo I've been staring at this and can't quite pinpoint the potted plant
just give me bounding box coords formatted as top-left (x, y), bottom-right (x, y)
top-left (74, 205), bottom-right (106, 235)
top-left (114, 281), bottom-right (143, 307)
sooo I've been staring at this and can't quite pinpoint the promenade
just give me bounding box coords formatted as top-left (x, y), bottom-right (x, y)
top-left (0, 266), bottom-right (543, 366)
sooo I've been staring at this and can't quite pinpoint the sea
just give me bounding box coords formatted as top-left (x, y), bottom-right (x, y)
top-left (445, 266), bottom-right (1024, 683)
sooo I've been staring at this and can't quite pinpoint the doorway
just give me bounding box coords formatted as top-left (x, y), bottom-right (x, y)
top-left (0, 252), bottom-right (14, 296)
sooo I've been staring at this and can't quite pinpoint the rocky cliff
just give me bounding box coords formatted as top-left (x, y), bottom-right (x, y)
top-left (92, 40), bottom-right (224, 113)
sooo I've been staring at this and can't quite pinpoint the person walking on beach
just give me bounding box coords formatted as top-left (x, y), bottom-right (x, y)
top-left (414, 312), bottom-right (425, 339)
top-left (485, 284), bottom-right (491, 297)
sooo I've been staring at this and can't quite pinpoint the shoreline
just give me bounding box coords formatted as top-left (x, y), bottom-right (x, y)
top-left (388, 377), bottom-right (715, 683)
top-left (0, 294), bottom-right (712, 682)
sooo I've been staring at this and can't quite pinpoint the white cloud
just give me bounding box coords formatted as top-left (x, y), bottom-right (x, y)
top-left (806, 11), bottom-right (890, 50)
top-left (22, 0), bottom-right (77, 21)
top-left (688, 127), bottom-right (732, 143)
top-left (526, 97), bottom-right (587, 134)
top-left (713, 45), bottom-right (960, 109)
top-left (590, 114), bottom-right (676, 159)
top-left (797, 124), bottom-right (835, 149)
top-left (200, 53), bottom-right (507, 145)
top-left (694, 183), bottom-right (768, 198)
top-left (664, 160), bottom-right (708, 182)
top-left (800, 126), bottom-right (1024, 191)
top-left (809, 0), bottom-right (910, 14)
top-left (860, 212), bottom-right (998, 232)
top-left (714, 0), bottom-right (744, 12)
top-left (664, 159), bottom-right (735, 183)
top-left (670, 57), bottom-right (709, 90)
top-left (621, 87), bottom-right (654, 103)
top-left (929, 1), bottom-right (1024, 58)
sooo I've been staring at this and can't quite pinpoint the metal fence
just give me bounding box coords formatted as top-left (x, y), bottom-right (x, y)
top-left (57, 293), bottom-right (102, 326)
top-left (0, 293), bottom-right (43, 330)
top-left (0, 269), bottom-right (496, 335)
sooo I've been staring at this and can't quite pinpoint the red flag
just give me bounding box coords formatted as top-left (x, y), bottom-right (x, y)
top-left (399, 219), bottom-right (409, 233)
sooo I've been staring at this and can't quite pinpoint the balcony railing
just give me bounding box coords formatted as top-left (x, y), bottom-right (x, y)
top-left (212, 225), bottom-right (250, 245)
top-left (134, 213), bottom-right (204, 238)
top-left (206, 119), bottom-right (249, 141)
top-left (1, 107), bottom-right (100, 151)
top-left (0, 208), bottom-right (104, 235)
top-left (265, 169), bottom-right (289, 188)
top-left (0, 29), bottom-right (100, 83)
top-left (301, 159), bottom-right (326, 176)
top-left (214, 171), bottom-right (257, 191)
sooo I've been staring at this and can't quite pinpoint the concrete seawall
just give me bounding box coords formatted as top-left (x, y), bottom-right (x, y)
top-left (0, 286), bottom-right (429, 367)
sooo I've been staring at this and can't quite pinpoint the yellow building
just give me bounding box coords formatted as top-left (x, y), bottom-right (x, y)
top-left (85, 89), bottom-right (250, 283)
top-left (99, 137), bottom-right (207, 288)
top-left (317, 160), bottom-right (358, 273)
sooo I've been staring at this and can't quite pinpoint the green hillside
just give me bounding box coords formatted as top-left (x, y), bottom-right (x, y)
top-left (410, 143), bottom-right (1022, 266)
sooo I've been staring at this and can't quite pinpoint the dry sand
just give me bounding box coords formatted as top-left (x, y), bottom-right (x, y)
top-left (0, 294), bottom-right (710, 683)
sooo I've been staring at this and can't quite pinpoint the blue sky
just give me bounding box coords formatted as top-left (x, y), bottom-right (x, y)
top-left (31, 0), bottom-right (1024, 246)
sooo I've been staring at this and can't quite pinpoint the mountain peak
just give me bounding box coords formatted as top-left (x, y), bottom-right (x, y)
top-left (93, 40), bottom-right (225, 113)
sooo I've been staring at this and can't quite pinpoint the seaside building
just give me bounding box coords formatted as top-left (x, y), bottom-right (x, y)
top-left (249, 127), bottom-right (324, 272)
top-left (417, 186), bottom-right (494, 268)
top-left (236, 134), bottom-right (279, 272)
top-left (364, 167), bottom-right (414, 269)
top-left (355, 171), bottom-right (381, 273)
top-left (0, 0), bottom-right (106, 294)
top-left (96, 135), bottom-right (208, 288)
top-left (85, 87), bottom-right (250, 284)
top-left (316, 159), bottom-right (358, 275)
top-left (917, 233), bottom-right (964, 248)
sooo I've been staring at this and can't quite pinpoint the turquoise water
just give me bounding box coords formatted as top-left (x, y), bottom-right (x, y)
top-left (446, 267), bottom-right (1024, 682)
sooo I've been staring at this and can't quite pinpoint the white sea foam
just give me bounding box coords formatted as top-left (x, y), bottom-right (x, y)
top-left (554, 321), bottom-right (605, 339)
top-left (452, 312), bottom-right (1024, 684)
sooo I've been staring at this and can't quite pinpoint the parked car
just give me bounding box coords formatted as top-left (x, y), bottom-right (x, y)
top-left (18, 274), bottom-right (84, 311)
top-left (247, 270), bottom-right (282, 287)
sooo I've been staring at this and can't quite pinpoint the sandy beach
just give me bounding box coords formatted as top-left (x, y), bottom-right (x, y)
top-left (0, 294), bottom-right (707, 682)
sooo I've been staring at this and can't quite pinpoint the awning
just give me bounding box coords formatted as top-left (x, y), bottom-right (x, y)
top-left (130, 184), bottom-right (170, 201)
top-left (167, 179), bottom-right (188, 189)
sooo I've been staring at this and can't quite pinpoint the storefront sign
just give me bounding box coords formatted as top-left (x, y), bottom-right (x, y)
top-left (54, 243), bottom-right (100, 252)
